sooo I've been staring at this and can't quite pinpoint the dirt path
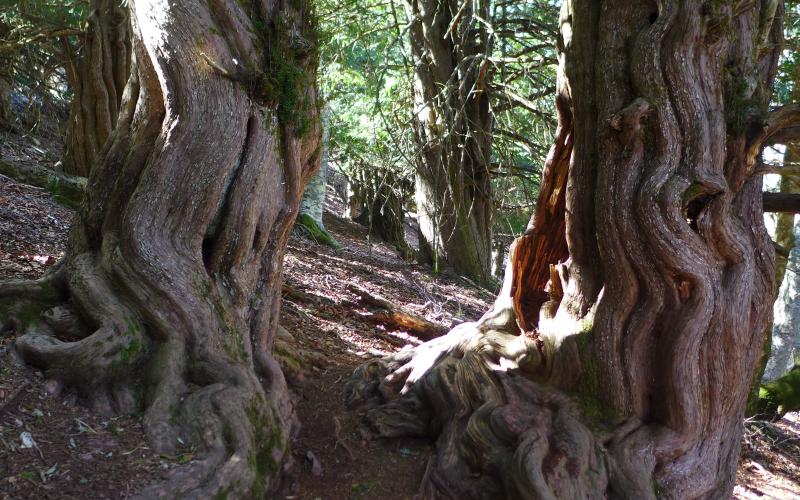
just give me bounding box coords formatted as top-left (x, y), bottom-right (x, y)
top-left (277, 206), bottom-right (494, 498)
top-left (0, 150), bottom-right (799, 498)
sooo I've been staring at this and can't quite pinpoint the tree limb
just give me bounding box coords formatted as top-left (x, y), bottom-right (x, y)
top-left (755, 162), bottom-right (800, 179)
top-left (763, 192), bottom-right (800, 213)
top-left (749, 104), bottom-right (800, 163)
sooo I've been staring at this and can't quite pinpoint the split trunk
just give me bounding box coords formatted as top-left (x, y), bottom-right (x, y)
top-left (348, 1), bottom-right (784, 497)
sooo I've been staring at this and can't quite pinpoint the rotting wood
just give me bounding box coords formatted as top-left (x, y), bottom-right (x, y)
top-left (347, 283), bottom-right (448, 340)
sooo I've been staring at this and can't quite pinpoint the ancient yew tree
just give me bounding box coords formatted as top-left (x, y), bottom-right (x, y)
top-left (406, 0), bottom-right (494, 285)
top-left (0, 0), bottom-right (320, 496)
top-left (348, 1), bottom-right (793, 497)
top-left (62, 0), bottom-right (131, 177)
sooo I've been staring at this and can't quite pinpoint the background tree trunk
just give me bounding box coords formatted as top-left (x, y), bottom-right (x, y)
top-left (1, 0), bottom-right (320, 496)
top-left (347, 1), bottom-right (784, 497)
top-left (0, 73), bottom-right (11, 129)
top-left (348, 166), bottom-right (413, 258)
top-left (296, 107), bottom-right (339, 247)
top-left (764, 147), bottom-right (799, 382)
top-left (300, 108), bottom-right (330, 230)
top-left (0, 20), bottom-right (13, 129)
top-left (62, 0), bottom-right (131, 177)
top-left (764, 211), bottom-right (799, 381)
top-left (406, 0), bottom-right (494, 285)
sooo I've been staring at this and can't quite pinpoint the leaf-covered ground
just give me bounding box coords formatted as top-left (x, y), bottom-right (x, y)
top-left (0, 129), bottom-right (798, 498)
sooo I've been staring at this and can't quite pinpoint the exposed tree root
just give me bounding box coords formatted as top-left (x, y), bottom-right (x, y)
top-left (346, 321), bottom-right (610, 498)
top-left (2, 254), bottom-right (296, 497)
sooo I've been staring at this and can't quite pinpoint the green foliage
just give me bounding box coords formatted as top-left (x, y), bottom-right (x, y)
top-left (0, 0), bottom-right (85, 132)
top-left (774, 3), bottom-right (800, 105)
top-left (317, 0), bottom-right (558, 242)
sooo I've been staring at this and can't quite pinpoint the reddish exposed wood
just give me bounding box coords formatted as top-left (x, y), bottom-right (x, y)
top-left (509, 90), bottom-right (572, 333)
top-left (347, 284), bottom-right (449, 340)
top-left (347, 1), bottom-right (784, 498)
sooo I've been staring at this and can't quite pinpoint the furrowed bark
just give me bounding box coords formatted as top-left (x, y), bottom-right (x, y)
top-left (406, 0), bottom-right (494, 285)
top-left (348, 1), bottom-right (782, 497)
top-left (1, 0), bottom-right (321, 496)
top-left (62, 0), bottom-right (131, 177)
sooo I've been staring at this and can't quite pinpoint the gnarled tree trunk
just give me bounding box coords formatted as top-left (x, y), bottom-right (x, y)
top-left (62, 0), bottom-right (131, 177)
top-left (347, 1), bottom-right (786, 497)
top-left (406, 0), bottom-right (494, 285)
top-left (1, 0), bottom-right (320, 496)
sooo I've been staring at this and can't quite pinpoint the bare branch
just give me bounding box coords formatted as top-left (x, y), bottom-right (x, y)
top-left (763, 192), bottom-right (800, 213)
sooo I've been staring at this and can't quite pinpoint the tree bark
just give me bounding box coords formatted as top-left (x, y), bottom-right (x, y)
top-left (764, 214), bottom-right (799, 382)
top-left (62, 0), bottom-right (131, 177)
top-left (0, 20), bottom-right (13, 129)
top-left (347, 1), bottom-right (783, 497)
top-left (406, 0), bottom-right (494, 285)
top-left (0, 72), bottom-right (11, 128)
top-left (763, 191), bottom-right (800, 212)
top-left (299, 108), bottom-right (330, 229)
top-left (1, 0), bottom-right (320, 496)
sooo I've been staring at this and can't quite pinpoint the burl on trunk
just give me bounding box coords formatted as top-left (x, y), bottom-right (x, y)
top-left (348, 1), bottom-right (790, 498)
top-left (1, 0), bottom-right (320, 496)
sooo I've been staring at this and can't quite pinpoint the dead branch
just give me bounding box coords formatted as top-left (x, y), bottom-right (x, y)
top-left (347, 284), bottom-right (449, 340)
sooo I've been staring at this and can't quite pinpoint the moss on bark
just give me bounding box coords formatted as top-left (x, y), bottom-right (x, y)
top-left (294, 212), bottom-right (340, 248)
top-left (756, 365), bottom-right (800, 420)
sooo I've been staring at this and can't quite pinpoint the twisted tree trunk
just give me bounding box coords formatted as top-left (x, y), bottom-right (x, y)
top-left (406, 0), bottom-right (494, 285)
top-left (348, 1), bottom-right (785, 497)
top-left (1, 0), bottom-right (320, 496)
top-left (62, 0), bottom-right (131, 177)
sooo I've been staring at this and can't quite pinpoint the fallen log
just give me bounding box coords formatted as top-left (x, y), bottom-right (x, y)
top-left (0, 159), bottom-right (86, 208)
top-left (347, 283), bottom-right (449, 341)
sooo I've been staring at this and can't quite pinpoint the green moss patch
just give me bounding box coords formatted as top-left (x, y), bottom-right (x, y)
top-left (293, 213), bottom-right (340, 248)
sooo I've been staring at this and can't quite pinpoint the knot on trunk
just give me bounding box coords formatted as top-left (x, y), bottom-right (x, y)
top-left (609, 98), bottom-right (652, 145)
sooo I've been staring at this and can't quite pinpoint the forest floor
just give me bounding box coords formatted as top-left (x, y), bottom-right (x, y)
top-left (0, 128), bottom-right (799, 499)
